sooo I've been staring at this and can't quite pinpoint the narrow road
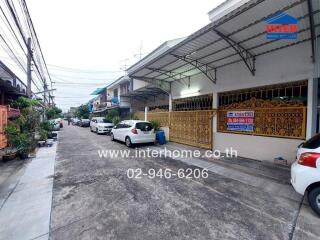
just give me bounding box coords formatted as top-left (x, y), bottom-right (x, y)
top-left (49, 123), bottom-right (319, 240)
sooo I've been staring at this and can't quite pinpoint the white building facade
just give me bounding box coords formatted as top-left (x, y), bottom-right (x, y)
top-left (127, 0), bottom-right (319, 163)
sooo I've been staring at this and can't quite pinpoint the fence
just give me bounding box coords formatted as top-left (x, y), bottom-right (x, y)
top-left (217, 97), bottom-right (307, 139)
top-left (135, 110), bottom-right (215, 149)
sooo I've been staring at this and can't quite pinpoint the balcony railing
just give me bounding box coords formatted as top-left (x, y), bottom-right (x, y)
top-left (96, 102), bottom-right (111, 110)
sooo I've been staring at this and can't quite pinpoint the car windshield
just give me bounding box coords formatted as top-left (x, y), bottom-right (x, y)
top-left (136, 122), bottom-right (153, 131)
top-left (302, 134), bottom-right (320, 149)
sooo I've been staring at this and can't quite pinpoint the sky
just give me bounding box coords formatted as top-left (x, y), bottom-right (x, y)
top-left (2, 0), bottom-right (226, 111)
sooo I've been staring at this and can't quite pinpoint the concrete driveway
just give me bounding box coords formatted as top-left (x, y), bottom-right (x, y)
top-left (49, 124), bottom-right (320, 240)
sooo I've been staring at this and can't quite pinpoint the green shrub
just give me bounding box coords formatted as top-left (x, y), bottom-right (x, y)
top-left (39, 129), bottom-right (48, 141)
top-left (5, 123), bottom-right (31, 153)
top-left (40, 121), bottom-right (54, 132)
top-left (150, 120), bottom-right (161, 132)
top-left (46, 106), bottom-right (62, 120)
top-left (112, 116), bottom-right (120, 125)
top-left (11, 97), bottom-right (39, 109)
top-left (5, 122), bottom-right (20, 146)
top-left (106, 109), bottom-right (119, 122)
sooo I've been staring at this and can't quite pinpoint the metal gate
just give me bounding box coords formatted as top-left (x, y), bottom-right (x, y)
top-left (0, 106), bottom-right (7, 149)
top-left (169, 110), bottom-right (215, 149)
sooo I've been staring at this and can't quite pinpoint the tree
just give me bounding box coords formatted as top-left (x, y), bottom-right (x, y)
top-left (11, 97), bottom-right (39, 109)
top-left (46, 106), bottom-right (62, 120)
top-left (75, 105), bottom-right (90, 119)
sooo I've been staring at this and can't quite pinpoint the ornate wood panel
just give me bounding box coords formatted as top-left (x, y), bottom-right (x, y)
top-left (170, 110), bottom-right (215, 149)
top-left (134, 111), bottom-right (145, 121)
top-left (218, 98), bottom-right (307, 139)
top-left (134, 110), bottom-right (215, 149)
top-left (0, 106), bottom-right (8, 149)
top-left (147, 112), bottom-right (169, 127)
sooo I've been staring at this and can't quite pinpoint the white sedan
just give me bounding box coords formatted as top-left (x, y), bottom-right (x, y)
top-left (90, 117), bottom-right (114, 134)
top-left (110, 120), bottom-right (155, 147)
top-left (291, 134), bottom-right (320, 216)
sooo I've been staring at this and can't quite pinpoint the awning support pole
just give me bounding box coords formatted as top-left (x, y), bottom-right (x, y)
top-left (307, 0), bottom-right (316, 63)
top-left (214, 29), bottom-right (256, 76)
top-left (170, 54), bottom-right (217, 84)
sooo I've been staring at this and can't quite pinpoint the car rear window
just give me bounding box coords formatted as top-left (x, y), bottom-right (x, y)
top-left (136, 122), bottom-right (153, 131)
top-left (302, 134), bottom-right (320, 149)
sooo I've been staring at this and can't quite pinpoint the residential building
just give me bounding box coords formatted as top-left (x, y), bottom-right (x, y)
top-left (125, 0), bottom-right (320, 163)
top-left (125, 38), bottom-right (185, 113)
top-left (0, 61), bottom-right (28, 148)
top-left (91, 76), bottom-right (131, 117)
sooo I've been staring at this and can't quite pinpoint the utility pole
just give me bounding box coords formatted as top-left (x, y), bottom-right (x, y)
top-left (27, 37), bottom-right (32, 98)
top-left (43, 82), bottom-right (48, 105)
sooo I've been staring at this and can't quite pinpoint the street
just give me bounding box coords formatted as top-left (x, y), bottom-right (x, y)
top-left (49, 124), bottom-right (320, 240)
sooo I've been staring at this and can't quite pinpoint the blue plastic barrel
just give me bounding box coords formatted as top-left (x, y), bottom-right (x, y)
top-left (156, 131), bottom-right (166, 145)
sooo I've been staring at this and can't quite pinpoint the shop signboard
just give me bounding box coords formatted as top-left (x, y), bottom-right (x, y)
top-left (227, 111), bottom-right (255, 132)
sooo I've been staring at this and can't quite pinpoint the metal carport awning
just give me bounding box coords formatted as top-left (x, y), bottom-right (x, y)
top-left (129, 0), bottom-right (320, 84)
top-left (121, 86), bottom-right (169, 101)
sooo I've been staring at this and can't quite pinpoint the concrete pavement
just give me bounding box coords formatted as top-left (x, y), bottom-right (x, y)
top-left (0, 142), bottom-right (57, 240)
top-left (49, 124), bottom-right (320, 240)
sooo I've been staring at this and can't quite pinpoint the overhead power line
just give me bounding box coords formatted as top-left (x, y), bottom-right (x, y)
top-left (48, 64), bottom-right (123, 74)
top-left (0, 5), bottom-right (26, 56)
top-left (21, 0), bottom-right (53, 85)
top-left (51, 74), bottom-right (116, 81)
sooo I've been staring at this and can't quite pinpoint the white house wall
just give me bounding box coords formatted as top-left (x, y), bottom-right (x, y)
top-left (170, 42), bottom-right (314, 163)
top-left (171, 42), bottom-right (313, 100)
top-left (133, 79), bottom-right (149, 91)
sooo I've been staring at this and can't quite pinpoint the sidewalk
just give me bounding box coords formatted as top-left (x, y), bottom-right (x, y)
top-left (0, 142), bottom-right (57, 240)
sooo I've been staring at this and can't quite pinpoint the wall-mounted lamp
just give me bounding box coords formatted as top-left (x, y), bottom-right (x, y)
top-left (180, 88), bottom-right (200, 97)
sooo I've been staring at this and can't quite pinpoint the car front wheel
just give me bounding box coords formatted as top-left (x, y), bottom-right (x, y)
top-left (110, 133), bottom-right (114, 141)
top-left (125, 137), bottom-right (132, 147)
top-left (308, 187), bottom-right (320, 216)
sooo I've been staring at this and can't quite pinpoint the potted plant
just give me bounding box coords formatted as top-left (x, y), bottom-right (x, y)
top-left (150, 120), bottom-right (166, 145)
top-left (38, 128), bottom-right (48, 147)
top-left (40, 121), bottom-right (56, 139)
top-left (16, 133), bottom-right (32, 160)
top-left (2, 147), bottom-right (18, 161)
top-left (5, 122), bottom-right (32, 160)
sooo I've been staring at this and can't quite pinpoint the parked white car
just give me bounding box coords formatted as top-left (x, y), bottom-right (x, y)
top-left (72, 118), bottom-right (80, 125)
top-left (110, 120), bottom-right (155, 147)
top-left (291, 133), bottom-right (320, 216)
top-left (90, 117), bottom-right (114, 134)
top-left (49, 119), bottom-right (60, 131)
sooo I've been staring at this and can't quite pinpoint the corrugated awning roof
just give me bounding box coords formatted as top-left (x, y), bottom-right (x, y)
top-left (129, 0), bottom-right (319, 83)
top-left (90, 87), bottom-right (106, 95)
top-left (121, 86), bottom-right (169, 99)
top-left (106, 75), bottom-right (130, 90)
